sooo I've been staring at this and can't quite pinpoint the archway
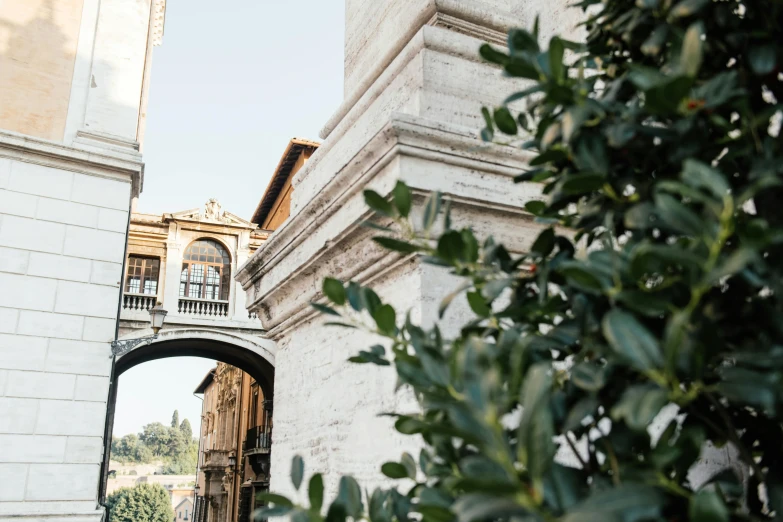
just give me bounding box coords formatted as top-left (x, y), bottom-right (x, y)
top-left (100, 328), bottom-right (276, 522)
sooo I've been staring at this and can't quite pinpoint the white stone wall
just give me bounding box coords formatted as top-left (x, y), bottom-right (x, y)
top-left (0, 152), bottom-right (131, 520)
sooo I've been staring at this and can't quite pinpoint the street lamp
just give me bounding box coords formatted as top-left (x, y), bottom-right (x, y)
top-left (110, 304), bottom-right (168, 357)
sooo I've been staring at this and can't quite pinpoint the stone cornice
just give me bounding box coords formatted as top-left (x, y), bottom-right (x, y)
top-left (320, 24), bottom-right (503, 141)
top-left (236, 114), bottom-right (537, 338)
top-left (331, 1), bottom-right (515, 140)
top-left (0, 129), bottom-right (143, 184)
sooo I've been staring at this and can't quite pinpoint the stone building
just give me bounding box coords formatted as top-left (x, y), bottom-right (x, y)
top-left (185, 139), bottom-right (318, 522)
top-left (0, 1), bottom-right (607, 520)
top-left (0, 0), bottom-right (169, 520)
top-left (192, 364), bottom-right (271, 522)
top-left (118, 198), bottom-right (267, 338)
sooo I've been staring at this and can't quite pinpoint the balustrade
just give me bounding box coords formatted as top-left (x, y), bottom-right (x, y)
top-left (122, 293), bottom-right (157, 311)
top-left (178, 298), bottom-right (229, 318)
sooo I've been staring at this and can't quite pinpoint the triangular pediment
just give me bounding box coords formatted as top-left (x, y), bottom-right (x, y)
top-left (166, 199), bottom-right (256, 228)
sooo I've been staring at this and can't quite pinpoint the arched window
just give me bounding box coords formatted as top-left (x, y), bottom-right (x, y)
top-left (179, 239), bottom-right (231, 301)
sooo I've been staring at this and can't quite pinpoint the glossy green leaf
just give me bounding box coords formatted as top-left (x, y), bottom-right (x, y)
top-left (680, 22), bottom-right (704, 77)
top-left (373, 304), bottom-right (396, 335)
top-left (531, 228), bottom-right (556, 256)
top-left (373, 236), bottom-right (420, 253)
top-left (669, 0), bottom-right (709, 18)
top-left (364, 190), bottom-right (394, 216)
top-left (381, 462), bottom-right (409, 479)
top-left (467, 291), bottom-right (491, 317)
top-left (654, 193), bottom-right (704, 236)
top-left (611, 384), bottom-right (668, 431)
top-left (549, 37), bottom-right (565, 82)
top-left (681, 159), bottom-right (729, 199)
top-left (291, 455), bottom-right (304, 490)
top-left (571, 362), bottom-right (606, 391)
top-left (393, 181), bottom-right (412, 218)
top-left (323, 278), bottom-right (346, 305)
top-left (602, 310), bottom-right (664, 371)
top-left (308, 473), bottom-right (324, 512)
top-left (748, 45), bottom-right (777, 75)
top-left (493, 107), bottom-right (518, 135)
top-left (422, 192), bottom-right (442, 230)
top-left (689, 489), bottom-right (729, 522)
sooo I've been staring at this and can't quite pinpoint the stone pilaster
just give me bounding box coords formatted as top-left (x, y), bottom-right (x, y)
top-left (237, 0), bottom-right (579, 498)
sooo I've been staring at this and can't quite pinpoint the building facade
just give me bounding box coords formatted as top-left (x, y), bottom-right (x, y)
top-left (186, 139), bottom-right (317, 522)
top-left (192, 365), bottom-right (271, 522)
top-left (118, 199), bottom-right (267, 338)
top-left (0, 0), bottom-right (167, 520)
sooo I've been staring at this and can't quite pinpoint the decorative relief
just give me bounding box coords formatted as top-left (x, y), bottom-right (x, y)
top-left (152, 0), bottom-right (167, 47)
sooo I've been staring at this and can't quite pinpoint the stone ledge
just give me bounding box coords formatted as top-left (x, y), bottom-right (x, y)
top-left (237, 113), bottom-right (541, 337)
top-left (0, 130), bottom-right (143, 197)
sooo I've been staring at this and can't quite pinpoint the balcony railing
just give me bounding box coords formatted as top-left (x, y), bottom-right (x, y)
top-left (178, 298), bottom-right (229, 318)
top-left (123, 293), bottom-right (157, 311)
top-left (243, 425), bottom-right (272, 454)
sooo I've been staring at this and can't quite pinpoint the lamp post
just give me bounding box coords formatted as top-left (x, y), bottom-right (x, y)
top-left (110, 305), bottom-right (168, 357)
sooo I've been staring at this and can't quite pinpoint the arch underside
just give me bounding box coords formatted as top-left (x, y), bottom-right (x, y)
top-left (114, 328), bottom-right (276, 398)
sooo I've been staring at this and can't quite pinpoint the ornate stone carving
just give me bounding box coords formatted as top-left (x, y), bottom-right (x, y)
top-left (151, 0), bottom-right (167, 47)
top-left (201, 198), bottom-right (228, 222)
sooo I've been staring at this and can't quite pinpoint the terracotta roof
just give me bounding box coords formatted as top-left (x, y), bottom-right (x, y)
top-left (250, 138), bottom-right (320, 227)
top-left (193, 368), bottom-right (216, 394)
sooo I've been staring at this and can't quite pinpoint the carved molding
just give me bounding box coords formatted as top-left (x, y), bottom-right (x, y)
top-left (151, 0), bottom-right (167, 47)
top-left (237, 114), bottom-right (540, 338)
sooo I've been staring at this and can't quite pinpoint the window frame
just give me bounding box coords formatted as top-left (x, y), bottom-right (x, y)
top-left (124, 255), bottom-right (161, 296)
top-left (179, 239), bottom-right (231, 301)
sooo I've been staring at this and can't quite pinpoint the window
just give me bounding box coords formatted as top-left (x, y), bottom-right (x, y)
top-left (179, 239), bottom-right (231, 301)
top-left (124, 256), bottom-right (160, 295)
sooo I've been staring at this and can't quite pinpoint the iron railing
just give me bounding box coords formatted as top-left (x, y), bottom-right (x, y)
top-left (243, 425), bottom-right (272, 453)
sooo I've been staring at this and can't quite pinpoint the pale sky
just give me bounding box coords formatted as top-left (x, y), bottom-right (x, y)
top-left (113, 0), bottom-right (345, 437)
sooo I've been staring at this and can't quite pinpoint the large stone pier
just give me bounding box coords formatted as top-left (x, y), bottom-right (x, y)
top-left (237, 0), bottom-right (580, 497)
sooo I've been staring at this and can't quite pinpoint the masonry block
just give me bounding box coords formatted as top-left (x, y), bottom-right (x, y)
top-left (0, 247), bottom-right (28, 275)
top-left (0, 158), bottom-right (10, 189)
top-left (0, 308), bottom-right (19, 334)
top-left (81, 318), bottom-right (115, 343)
top-left (0, 334), bottom-right (48, 371)
top-left (0, 273), bottom-right (57, 312)
top-left (35, 400), bottom-right (106, 437)
top-left (8, 161), bottom-right (73, 201)
top-left (0, 435), bottom-right (67, 463)
top-left (45, 340), bottom-right (111, 377)
top-left (27, 253), bottom-right (91, 283)
top-left (71, 174), bottom-right (130, 211)
top-left (17, 311), bottom-right (83, 341)
top-left (36, 199), bottom-right (99, 228)
top-left (25, 464), bottom-right (99, 501)
top-left (0, 189), bottom-right (38, 219)
top-left (4, 371), bottom-right (76, 400)
top-left (0, 398), bottom-right (38, 434)
top-left (97, 208), bottom-right (127, 233)
top-left (89, 261), bottom-right (122, 287)
top-left (63, 226), bottom-right (125, 263)
top-left (73, 376), bottom-right (109, 402)
top-left (0, 215), bottom-right (65, 254)
top-left (64, 437), bottom-right (103, 464)
top-left (0, 370), bottom-right (7, 396)
top-left (55, 281), bottom-right (119, 319)
top-left (0, 464), bottom-right (27, 501)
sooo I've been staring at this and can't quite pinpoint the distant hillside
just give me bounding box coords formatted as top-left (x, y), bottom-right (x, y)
top-left (111, 410), bottom-right (198, 475)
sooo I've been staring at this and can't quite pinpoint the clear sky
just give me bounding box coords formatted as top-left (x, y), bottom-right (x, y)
top-left (113, 0), bottom-right (345, 438)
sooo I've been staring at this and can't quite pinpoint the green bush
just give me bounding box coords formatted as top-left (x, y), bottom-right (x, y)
top-left (258, 0), bottom-right (781, 520)
top-left (105, 484), bottom-right (174, 522)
